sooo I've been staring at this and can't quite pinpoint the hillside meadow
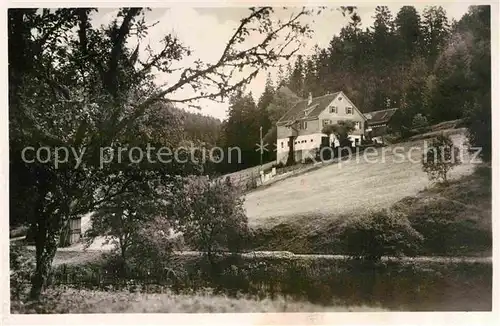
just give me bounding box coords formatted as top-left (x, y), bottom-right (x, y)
top-left (244, 132), bottom-right (476, 228)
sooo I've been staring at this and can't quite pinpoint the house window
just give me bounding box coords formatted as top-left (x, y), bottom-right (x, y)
top-left (311, 139), bottom-right (313, 142)
top-left (323, 119), bottom-right (331, 127)
top-left (299, 121), bottom-right (308, 130)
top-left (329, 106), bottom-right (337, 113)
top-left (281, 141), bottom-right (284, 148)
top-left (355, 121), bottom-right (361, 130)
top-left (338, 96), bottom-right (342, 101)
top-left (346, 106), bottom-right (353, 114)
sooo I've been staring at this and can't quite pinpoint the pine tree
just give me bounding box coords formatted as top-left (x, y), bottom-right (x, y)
top-left (303, 56), bottom-right (319, 97)
top-left (422, 6), bottom-right (451, 63)
top-left (288, 55), bottom-right (305, 97)
top-left (395, 6), bottom-right (424, 60)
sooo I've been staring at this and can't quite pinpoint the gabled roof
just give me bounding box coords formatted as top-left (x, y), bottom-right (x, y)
top-left (364, 108), bottom-right (399, 125)
top-left (277, 91), bottom-right (350, 126)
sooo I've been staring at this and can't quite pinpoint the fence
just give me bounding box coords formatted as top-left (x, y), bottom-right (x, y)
top-left (219, 161), bottom-right (276, 192)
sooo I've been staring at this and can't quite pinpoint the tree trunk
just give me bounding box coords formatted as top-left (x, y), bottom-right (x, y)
top-left (29, 193), bottom-right (66, 301)
top-left (29, 219), bottom-right (61, 300)
top-left (286, 136), bottom-right (295, 166)
top-left (119, 242), bottom-right (128, 277)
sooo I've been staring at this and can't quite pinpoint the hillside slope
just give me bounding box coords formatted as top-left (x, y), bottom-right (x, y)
top-left (250, 164), bottom-right (491, 256)
top-left (245, 133), bottom-right (476, 228)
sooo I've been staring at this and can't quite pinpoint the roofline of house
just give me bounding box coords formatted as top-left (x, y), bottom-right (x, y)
top-left (364, 108), bottom-right (399, 115)
top-left (337, 91), bottom-right (367, 122)
top-left (277, 93), bottom-right (344, 124)
top-left (276, 97), bottom-right (305, 125)
top-left (277, 91), bottom-right (366, 125)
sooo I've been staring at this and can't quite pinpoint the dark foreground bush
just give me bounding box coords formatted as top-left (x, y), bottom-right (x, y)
top-left (406, 200), bottom-right (491, 255)
top-left (338, 210), bottom-right (423, 261)
top-left (39, 253), bottom-right (492, 311)
top-left (10, 244), bottom-right (35, 300)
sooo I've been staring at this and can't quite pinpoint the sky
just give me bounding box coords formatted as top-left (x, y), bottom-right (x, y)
top-left (91, 4), bottom-right (472, 121)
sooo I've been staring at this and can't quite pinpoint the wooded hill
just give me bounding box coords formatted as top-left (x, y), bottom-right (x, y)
top-left (213, 5), bottom-right (491, 172)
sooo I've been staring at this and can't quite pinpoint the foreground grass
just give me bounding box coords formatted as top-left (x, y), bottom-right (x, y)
top-left (12, 246), bottom-right (492, 312)
top-left (12, 288), bottom-right (386, 313)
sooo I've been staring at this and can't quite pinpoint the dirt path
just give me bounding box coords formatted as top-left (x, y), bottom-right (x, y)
top-left (40, 246), bottom-right (491, 266)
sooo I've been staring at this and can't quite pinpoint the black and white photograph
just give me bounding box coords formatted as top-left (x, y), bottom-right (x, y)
top-left (3, 0), bottom-right (497, 319)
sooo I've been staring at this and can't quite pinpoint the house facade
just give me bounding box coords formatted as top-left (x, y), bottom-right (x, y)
top-left (276, 91), bottom-right (367, 164)
top-left (364, 108), bottom-right (399, 143)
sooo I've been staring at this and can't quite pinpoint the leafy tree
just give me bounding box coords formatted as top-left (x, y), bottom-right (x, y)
top-left (169, 177), bottom-right (249, 266)
top-left (322, 120), bottom-right (356, 147)
top-left (460, 6), bottom-right (491, 161)
top-left (400, 57), bottom-right (431, 123)
top-left (84, 190), bottom-right (168, 269)
top-left (464, 98), bottom-right (491, 162)
top-left (9, 7), bottom-right (314, 299)
top-left (422, 133), bottom-right (462, 183)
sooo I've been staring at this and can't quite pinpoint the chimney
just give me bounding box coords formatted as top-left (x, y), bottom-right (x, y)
top-left (307, 92), bottom-right (312, 106)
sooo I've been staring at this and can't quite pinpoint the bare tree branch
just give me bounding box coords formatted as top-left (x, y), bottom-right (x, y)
top-left (135, 7), bottom-right (310, 111)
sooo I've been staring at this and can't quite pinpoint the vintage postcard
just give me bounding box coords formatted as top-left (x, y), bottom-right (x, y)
top-left (2, 0), bottom-right (498, 324)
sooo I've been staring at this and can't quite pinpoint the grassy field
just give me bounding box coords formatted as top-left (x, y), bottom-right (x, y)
top-left (11, 288), bottom-right (386, 313)
top-left (249, 164), bottom-right (491, 255)
top-left (244, 132), bottom-right (477, 228)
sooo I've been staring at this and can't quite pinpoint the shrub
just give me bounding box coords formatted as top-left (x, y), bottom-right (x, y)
top-left (84, 190), bottom-right (170, 272)
top-left (464, 98), bottom-right (491, 162)
top-left (170, 176), bottom-right (250, 265)
top-left (10, 244), bottom-right (35, 300)
top-left (422, 133), bottom-right (461, 183)
top-left (245, 174), bottom-right (259, 190)
top-left (127, 215), bottom-right (176, 271)
top-left (338, 210), bottom-right (423, 261)
top-left (406, 199), bottom-right (491, 255)
top-left (412, 113), bottom-right (429, 130)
